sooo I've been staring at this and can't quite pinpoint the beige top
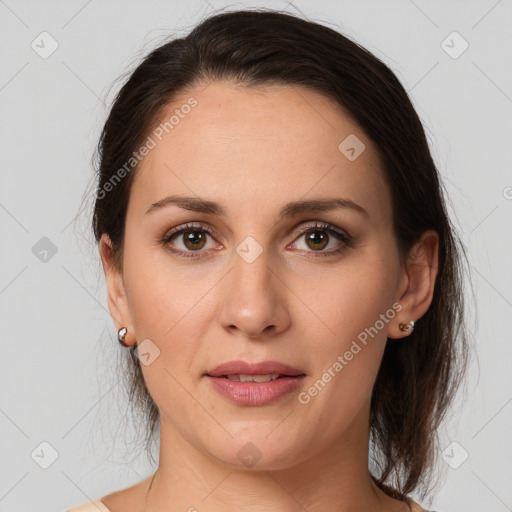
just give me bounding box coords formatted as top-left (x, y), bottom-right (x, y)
top-left (66, 497), bottom-right (431, 512)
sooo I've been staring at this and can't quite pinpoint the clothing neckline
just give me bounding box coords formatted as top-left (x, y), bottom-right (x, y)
top-left (96, 498), bottom-right (111, 512)
top-left (94, 497), bottom-right (422, 512)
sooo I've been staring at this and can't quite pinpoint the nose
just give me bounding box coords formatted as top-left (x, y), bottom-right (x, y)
top-left (218, 247), bottom-right (291, 339)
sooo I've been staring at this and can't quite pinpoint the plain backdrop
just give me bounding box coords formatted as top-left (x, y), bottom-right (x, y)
top-left (1, 1), bottom-right (511, 511)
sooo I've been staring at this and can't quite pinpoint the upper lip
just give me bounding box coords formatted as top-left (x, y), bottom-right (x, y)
top-left (206, 360), bottom-right (306, 377)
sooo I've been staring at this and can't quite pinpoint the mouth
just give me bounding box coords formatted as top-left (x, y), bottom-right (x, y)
top-left (204, 360), bottom-right (306, 406)
top-left (212, 373), bottom-right (290, 382)
top-left (205, 360), bottom-right (306, 379)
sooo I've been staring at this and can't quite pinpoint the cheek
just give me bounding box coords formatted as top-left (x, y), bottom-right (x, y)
top-left (121, 237), bottom-right (223, 380)
top-left (307, 259), bottom-right (396, 343)
top-left (299, 252), bottom-right (398, 392)
top-left (122, 245), bottom-right (212, 423)
top-left (122, 236), bottom-right (208, 337)
top-left (295, 275), bottom-right (394, 433)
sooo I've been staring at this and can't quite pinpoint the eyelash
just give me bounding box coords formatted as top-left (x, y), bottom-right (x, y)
top-left (160, 221), bottom-right (354, 259)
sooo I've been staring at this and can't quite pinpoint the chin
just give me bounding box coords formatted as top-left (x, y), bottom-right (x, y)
top-left (202, 431), bottom-right (308, 471)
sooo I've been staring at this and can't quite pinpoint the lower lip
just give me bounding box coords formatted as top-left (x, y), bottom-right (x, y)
top-left (205, 375), bottom-right (306, 406)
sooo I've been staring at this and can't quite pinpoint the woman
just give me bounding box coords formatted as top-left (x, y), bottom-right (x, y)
top-left (67, 9), bottom-right (468, 512)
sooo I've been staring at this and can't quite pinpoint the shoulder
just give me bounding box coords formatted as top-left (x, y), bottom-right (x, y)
top-left (66, 498), bottom-right (111, 512)
top-left (66, 474), bottom-right (154, 512)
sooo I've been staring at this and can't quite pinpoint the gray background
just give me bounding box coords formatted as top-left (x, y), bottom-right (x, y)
top-left (1, 1), bottom-right (511, 511)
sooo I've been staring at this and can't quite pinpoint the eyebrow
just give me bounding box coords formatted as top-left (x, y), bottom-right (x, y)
top-left (145, 195), bottom-right (369, 219)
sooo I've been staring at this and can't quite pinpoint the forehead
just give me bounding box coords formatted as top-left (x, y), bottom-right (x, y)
top-left (130, 81), bottom-right (391, 225)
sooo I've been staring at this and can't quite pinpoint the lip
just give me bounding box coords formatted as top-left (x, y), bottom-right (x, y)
top-left (204, 360), bottom-right (306, 406)
top-left (205, 375), bottom-right (306, 406)
top-left (205, 360), bottom-right (305, 378)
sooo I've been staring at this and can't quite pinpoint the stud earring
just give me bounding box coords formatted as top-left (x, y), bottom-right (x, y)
top-left (399, 320), bottom-right (415, 333)
top-left (118, 327), bottom-right (130, 347)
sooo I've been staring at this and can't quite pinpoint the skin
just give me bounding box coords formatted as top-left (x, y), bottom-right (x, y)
top-left (99, 81), bottom-right (439, 512)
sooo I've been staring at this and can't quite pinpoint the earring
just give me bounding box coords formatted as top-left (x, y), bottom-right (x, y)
top-left (399, 320), bottom-right (415, 333)
top-left (118, 327), bottom-right (130, 347)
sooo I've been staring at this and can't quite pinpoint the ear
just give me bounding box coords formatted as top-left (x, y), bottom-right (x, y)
top-left (99, 233), bottom-right (136, 346)
top-left (388, 229), bottom-right (439, 339)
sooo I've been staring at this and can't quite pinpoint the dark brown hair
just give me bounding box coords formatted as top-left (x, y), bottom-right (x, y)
top-left (92, 9), bottom-right (470, 501)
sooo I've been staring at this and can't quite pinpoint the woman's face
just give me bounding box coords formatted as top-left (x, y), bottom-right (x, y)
top-left (103, 81), bottom-right (412, 470)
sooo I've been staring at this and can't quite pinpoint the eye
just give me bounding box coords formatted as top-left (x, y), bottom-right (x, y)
top-left (289, 221), bottom-right (353, 257)
top-left (160, 223), bottom-right (219, 258)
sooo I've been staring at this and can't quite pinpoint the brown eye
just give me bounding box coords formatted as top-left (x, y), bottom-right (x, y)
top-left (182, 229), bottom-right (208, 250)
top-left (291, 222), bottom-right (353, 257)
top-left (161, 223), bottom-right (218, 258)
top-left (304, 229), bottom-right (329, 251)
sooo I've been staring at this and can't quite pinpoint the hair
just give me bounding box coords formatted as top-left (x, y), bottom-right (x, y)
top-left (91, 8), bottom-right (470, 502)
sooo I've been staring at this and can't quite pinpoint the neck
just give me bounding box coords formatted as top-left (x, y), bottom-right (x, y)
top-left (143, 404), bottom-right (407, 512)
